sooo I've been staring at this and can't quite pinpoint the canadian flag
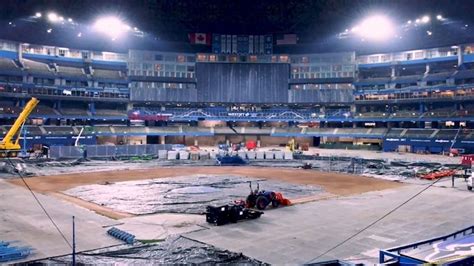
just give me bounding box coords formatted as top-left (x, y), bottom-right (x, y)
top-left (188, 33), bottom-right (211, 45)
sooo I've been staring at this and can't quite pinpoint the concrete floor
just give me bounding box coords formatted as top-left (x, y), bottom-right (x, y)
top-left (0, 180), bottom-right (122, 262)
top-left (185, 183), bottom-right (474, 264)
top-left (0, 147), bottom-right (471, 263)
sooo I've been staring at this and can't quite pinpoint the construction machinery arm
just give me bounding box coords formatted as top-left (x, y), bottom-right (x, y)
top-left (0, 97), bottom-right (39, 150)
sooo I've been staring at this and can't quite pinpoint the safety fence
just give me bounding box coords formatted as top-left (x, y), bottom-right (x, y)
top-left (50, 144), bottom-right (173, 159)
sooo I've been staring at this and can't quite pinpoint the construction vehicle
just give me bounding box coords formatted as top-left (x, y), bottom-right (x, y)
top-left (245, 182), bottom-right (291, 210)
top-left (205, 203), bottom-right (263, 226)
top-left (286, 138), bottom-right (296, 152)
top-left (0, 98), bottom-right (39, 157)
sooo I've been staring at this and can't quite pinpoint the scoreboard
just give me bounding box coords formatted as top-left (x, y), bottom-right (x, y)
top-left (212, 34), bottom-right (273, 55)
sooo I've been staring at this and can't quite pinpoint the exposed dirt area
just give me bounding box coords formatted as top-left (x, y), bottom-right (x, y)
top-left (10, 166), bottom-right (403, 196)
top-left (8, 166), bottom-right (403, 219)
top-left (51, 192), bottom-right (134, 219)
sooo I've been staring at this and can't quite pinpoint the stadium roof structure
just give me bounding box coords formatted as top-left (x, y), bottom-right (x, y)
top-left (1, 0), bottom-right (474, 54)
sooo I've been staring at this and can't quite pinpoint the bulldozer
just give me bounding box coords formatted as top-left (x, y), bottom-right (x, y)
top-left (0, 98), bottom-right (39, 157)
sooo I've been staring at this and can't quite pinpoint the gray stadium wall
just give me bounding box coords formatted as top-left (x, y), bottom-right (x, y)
top-left (130, 87), bottom-right (198, 102)
top-left (288, 88), bottom-right (354, 103)
top-left (196, 62), bottom-right (290, 103)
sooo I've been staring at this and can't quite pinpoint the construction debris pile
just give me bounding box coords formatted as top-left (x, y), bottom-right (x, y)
top-left (41, 236), bottom-right (262, 264)
top-left (0, 153), bottom-right (462, 182)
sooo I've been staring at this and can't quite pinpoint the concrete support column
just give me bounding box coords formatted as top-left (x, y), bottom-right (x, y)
top-left (257, 135), bottom-right (261, 148)
top-left (458, 45), bottom-right (464, 67)
top-left (419, 103), bottom-right (425, 113)
top-left (194, 138), bottom-right (198, 146)
top-left (18, 43), bottom-right (23, 61)
top-left (350, 104), bottom-right (356, 113)
top-left (89, 102), bottom-right (95, 115)
top-left (159, 136), bottom-right (165, 144)
top-left (391, 66), bottom-right (396, 78)
top-left (425, 64), bottom-right (430, 74)
top-left (126, 103), bottom-right (134, 111)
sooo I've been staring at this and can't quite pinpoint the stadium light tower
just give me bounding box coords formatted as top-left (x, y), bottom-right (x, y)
top-left (421, 15), bottom-right (430, 23)
top-left (47, 12), bottom-right (59, 23)
top-left (355, 15), bottom-right (395, 41)
top-left (93, 16), bottom-right (130, 39)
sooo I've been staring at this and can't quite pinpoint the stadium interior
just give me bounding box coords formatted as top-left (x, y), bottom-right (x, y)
top-left (0, 1), bottom-right (473, 265)
top-left (2, 40), bottom-right (474, 154)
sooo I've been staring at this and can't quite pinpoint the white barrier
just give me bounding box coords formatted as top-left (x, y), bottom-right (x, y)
top-left (179, 151), bottom-right (189, 160)
top-left (246, 151), bottom-right (256, 160)
top-left (167, 151), bottom-right (178, 160)
top-left (265, 151), bottom-right (275, 160)
top-left (158, 150), bottom-right (168, 159)
top-left (238, 151), bottom-right (247, 159)
top-left (256, 151), bottom-right (265, 159)
top-left (284, 151), bottom-right (293, 160)
top-left (209, 151), bottom-right (217, 159)
top-left (274, 151), bottom-right (284, 160)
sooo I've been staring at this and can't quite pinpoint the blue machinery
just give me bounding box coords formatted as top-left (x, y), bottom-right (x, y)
top-left (107, 227), bottom-right (136, 244)
top-left (0, 241), bottom-right (32, 262)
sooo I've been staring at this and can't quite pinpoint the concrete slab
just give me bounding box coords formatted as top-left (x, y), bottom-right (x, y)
top-left (179, 151), bottom-right (189, 160)
top-left (284, 151), bottom-right (293, 160)
top-left (167, 151), bottom-right (178, 160)
top-left (264, 151), bottom-right (274, 160)
top-left (274, 151), bottom-right (284, 160)
top-left (209, 151), bottom-right (217, 159)
top-left (158, 150), bottom-right (167, 160)
top-left (0, 180), bottom-right (121, 263)
top-left (256, 151), bottom-right (265, 160)
top-left (185, 185), bottom-right (474, 264)
top-left (237, 151), bottom-right (247, 159)
top-left (246, 151), bottom-right (256, 160)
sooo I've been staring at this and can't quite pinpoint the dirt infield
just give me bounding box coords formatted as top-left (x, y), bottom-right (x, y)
top-left (10, 166), bottom-right (402, 196)
top-left (7, 166), bottom-right (403, 219)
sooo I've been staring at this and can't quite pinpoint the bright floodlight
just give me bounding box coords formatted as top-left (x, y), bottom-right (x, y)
top-left (93, 16), bottom-right (130, 39)
top-left (35, 12), bottom-right (42, 18)
top-left (436, 14), bottom-right (443, 20)
top-left (356, 15), bottom-right (395, 41)
top-left (47, 12), bottom-right (59, 22)
top-left (421, 15), bottom-right (430, 23)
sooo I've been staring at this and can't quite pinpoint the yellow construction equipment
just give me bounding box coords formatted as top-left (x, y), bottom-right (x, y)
top-left (286, 138), bottom-right (296, 152)
top-left (0, 98), bottom-right (39, 157)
